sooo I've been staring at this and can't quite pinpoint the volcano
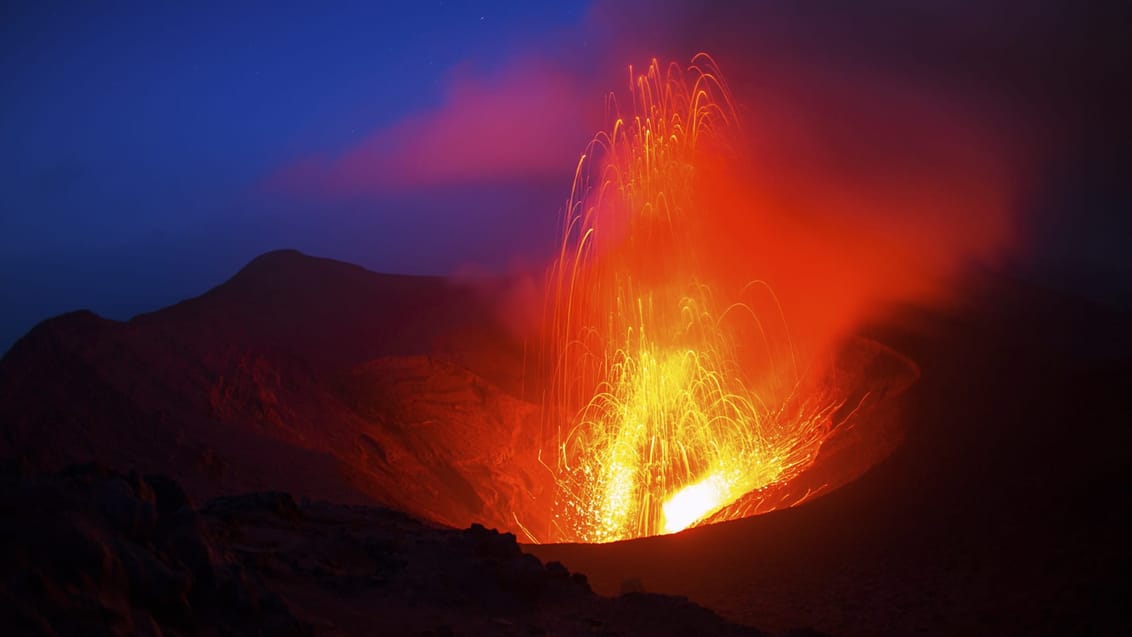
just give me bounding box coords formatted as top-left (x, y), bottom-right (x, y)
top-left (1, 249), bottom-right (1129, 635)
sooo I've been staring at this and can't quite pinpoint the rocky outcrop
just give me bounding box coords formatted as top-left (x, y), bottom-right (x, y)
top-left (1, 464), bottom-right (775, 636)
top-left (0, 462), bottom-right (308, 636)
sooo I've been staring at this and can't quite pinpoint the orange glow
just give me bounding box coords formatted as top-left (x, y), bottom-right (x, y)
top-left (540, 55), bottom-right (839, 543)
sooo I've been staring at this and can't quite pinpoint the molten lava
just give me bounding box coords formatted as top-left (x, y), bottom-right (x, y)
top-left (540, 55), bottom-right (839, 543)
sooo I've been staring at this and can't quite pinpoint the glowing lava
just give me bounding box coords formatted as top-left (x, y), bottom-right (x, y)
top-left (663, 471), bottom-right (731, 534)
top-left (540, 55), bottom-right (838, 543)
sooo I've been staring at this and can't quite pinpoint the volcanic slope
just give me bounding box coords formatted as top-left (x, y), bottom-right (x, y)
top-left (0, 249), bottom-right (548, 534)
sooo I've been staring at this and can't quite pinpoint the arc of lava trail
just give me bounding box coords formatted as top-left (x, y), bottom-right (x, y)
top-left (541, 54), bottom-right (837, 544)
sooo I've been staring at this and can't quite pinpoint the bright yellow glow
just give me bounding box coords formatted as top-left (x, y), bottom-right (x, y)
top-left (663, 471), bottom-right (729, 534)
top-left (541, 55), bottom-right (837, 543)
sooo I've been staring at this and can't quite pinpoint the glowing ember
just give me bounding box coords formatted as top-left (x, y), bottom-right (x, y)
top-left (540, 55), bottom-right (838, 543)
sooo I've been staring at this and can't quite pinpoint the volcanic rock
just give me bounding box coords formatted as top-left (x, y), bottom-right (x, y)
top-left (0, 463), bottom-right (308, 637)
top-left (0, 464), bottom-right (772, 636)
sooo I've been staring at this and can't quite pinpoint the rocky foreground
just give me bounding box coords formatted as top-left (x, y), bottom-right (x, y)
top-left (1, 462), bottom-right (824, 636)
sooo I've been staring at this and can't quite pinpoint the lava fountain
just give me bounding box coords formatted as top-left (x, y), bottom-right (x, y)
top-left (539, 55), bottom-right (842, 544)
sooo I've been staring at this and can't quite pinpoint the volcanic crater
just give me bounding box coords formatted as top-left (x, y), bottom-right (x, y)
top-left (3, 248), bottom-right (1129, 636)
top-left (0, 249), bottom-right (915, 543)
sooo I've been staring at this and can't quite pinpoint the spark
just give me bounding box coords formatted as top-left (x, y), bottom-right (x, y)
top-left (539, 55), bottom-right (839, 543)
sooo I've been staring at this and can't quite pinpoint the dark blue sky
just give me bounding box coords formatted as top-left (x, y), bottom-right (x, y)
top-left (2, 1), bottom-right (1128, 353)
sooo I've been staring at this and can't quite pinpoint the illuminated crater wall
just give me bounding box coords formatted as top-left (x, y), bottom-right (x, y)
top-left (530, 56), bottom-right (909, 543)
top-left (340, 55), bottom-right (953, 546)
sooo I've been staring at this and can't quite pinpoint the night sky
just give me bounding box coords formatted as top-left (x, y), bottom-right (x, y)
top-left (2, 1), bottom-right (1129, 353)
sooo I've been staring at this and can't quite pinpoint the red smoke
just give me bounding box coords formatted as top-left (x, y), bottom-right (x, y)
top-left (268, 61), bottom-right (597, 197)
top-left (689, 60), bottom-right (1026, 352)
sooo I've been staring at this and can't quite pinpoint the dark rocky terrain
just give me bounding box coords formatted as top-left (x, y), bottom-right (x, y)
top-left (0, 462), bottom-right (774, 636)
